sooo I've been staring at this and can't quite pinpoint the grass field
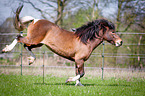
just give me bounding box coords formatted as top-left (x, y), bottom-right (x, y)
top-left (0, 73), bottom-right (145, 96)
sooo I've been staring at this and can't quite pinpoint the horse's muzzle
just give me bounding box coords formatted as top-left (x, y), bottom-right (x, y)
top-left (115, 40), bottom-right (123, 47)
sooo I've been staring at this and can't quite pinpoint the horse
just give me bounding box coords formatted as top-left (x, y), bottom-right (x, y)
top-left (2, 5), bottom-right (122, 86)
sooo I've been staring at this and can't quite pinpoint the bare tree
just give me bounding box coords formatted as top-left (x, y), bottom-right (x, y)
top-left (21, 0), bottom-right (101, 26)
top-left (116, 0), bottom-right (145, 32)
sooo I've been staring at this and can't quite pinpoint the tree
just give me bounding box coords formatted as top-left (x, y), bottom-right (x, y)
top-left (63, 0), bottom-right (101, 30)
top-left (21, 0), bottom-right (96, 26)
top-left (99, 0), bottom-right (144, 32)
top-left (116, 0), bottom-right (145, 32)
top-left (21, 0), bottom-right (66, 26)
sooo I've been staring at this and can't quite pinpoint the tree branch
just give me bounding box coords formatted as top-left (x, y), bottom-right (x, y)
top-left (38, 0), bottom-right (56, 9)
top-left (21, 0), bottom-right (48, 19)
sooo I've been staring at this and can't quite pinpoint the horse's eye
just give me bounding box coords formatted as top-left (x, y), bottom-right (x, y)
top-left (112, 32), bottom-right (115, 33)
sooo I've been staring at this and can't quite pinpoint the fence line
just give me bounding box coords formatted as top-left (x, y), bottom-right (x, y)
top-left (0, 65), bottom-right (142, 71)
top-left (1, 52), bottom-right (145, 58)
top-left (1, 32), bottom-right (145, 46)
top-left (0, 33), bottom-right (27, 35)
top-left (1, 50), bottom-right (145, 56)
top-left (0, 32), bottom-right (145, 79)
top-left (117, 32), bottom-right (145, 34)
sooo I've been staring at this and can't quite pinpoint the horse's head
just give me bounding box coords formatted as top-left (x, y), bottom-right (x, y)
top-left (99, 19), bottom-right (123, 47)
top-left (75, 19), bottom-right (122, 46)
top-left (103, 29), bottom-right (123, 47)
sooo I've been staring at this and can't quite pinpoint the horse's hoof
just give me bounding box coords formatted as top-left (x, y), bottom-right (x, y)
top-left (1, 50), bottom-right (6, 53)
top-left (75, 82), bottom-right (84, 86)
top-left (2, 45), bottom-right (11, 53)
top-left (65, 78), bottom-right (71, 83)
top-left (75, 80), bottom-right (84, 86)
top-left (29, 62), bottom-right (33, 65)
top-left (65, 79), bottom-right (69, 83)
top-left (65, 77), bottom-right (74, 83)
top-left (28, 56), bottom-right (35, 65)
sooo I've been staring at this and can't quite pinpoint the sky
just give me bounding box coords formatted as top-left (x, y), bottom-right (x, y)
top-left (0, 0), bottom-right (117, 25)
top-left (0, 0), bottom-right (42, 25)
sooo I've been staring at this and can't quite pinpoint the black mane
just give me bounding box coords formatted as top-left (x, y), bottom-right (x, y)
top-left (75, 19), bottom-right (115, 44)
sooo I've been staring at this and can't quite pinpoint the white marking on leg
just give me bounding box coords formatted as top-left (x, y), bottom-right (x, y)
top-left (2, 39), bottom-right (18, 52)
top-left (72, 75), bottom-right (80, 81)
top-left (66, 75), bottom-right (80, 83)
top-left (28, 56), bottom-right (35, 65)
top-left (75, 80), bottom-right (84, 86)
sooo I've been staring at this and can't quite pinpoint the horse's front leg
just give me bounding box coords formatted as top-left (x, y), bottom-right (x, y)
top-left (66, 59), bottom-right (85, 86)
top-left (24, 44), bottom-right (43, 65)
top-left (24, 44), bottom-right (36, 65)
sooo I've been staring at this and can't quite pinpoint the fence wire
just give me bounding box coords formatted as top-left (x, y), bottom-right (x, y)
top-left (0, 32), bottom-right (145, 78)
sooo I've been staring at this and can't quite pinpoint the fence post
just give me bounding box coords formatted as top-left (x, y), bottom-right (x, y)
top-left (43, 51), bottom-right (45, 84)
top-left (20, 31), bottom-right (23, 76)
top-left (102, 42), bottom-right (105, 80)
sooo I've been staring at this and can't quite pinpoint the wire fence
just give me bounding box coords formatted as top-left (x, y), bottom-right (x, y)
top-left (0, 32), bottom-right (145, 64)
top-left (0, 32), bottom-right (145, 79)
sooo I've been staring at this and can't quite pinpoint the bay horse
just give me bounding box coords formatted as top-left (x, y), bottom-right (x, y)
top-left (2, 5), bottom-right (122, 86)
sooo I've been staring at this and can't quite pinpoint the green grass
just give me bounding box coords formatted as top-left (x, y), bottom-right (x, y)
top-left (0, 74), bottom-right (145, 96)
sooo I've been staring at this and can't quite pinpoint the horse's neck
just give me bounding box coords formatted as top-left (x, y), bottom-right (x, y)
top-left (89, 38), bottom-right (103, 51)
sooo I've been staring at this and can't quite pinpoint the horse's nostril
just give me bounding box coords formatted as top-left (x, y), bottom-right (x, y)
top-left (120, 41), bottom-right (123, 45)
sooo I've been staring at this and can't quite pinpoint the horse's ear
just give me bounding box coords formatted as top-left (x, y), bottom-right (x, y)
top-left (99, 19), bottom-right (115, 32)
top-left (108, 22), bottom-right (115, 30)
top-left (71, 28), bottom-right (76, 32)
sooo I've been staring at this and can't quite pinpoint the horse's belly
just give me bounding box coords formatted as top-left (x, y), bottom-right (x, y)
top-left (45, 44), bottom-right (75, 61)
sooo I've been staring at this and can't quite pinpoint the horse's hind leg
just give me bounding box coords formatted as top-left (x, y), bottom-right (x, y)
top-left (2, 33), bottom-right (24, 52)
top-left (2, 33), bottom-right (40, 52)
top-left (24, 44), bottom-right (43, 65)
top-left (2, 35), bottom-right (29, 53)
top-left (2, 38), bottom-right (18, 52)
